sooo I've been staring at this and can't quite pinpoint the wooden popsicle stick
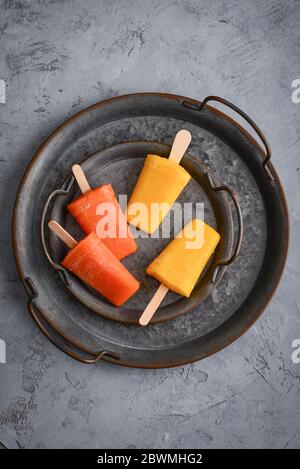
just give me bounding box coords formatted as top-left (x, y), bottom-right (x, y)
top-left (48, 220), bottom-right (77, 249)
top-left (72, 164), bottom-right (91, 193)
top-left (139, 283), bottom-right (169, 326)
top-left (168, 129), bottom-right (192, 164)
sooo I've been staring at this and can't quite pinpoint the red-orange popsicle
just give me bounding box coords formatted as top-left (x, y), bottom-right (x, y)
top-left (67, 184), bottom-right (137, 260)
top-left (62, 232), bottom-right (140, 307)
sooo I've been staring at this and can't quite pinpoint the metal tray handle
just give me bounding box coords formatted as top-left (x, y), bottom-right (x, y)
top-left (199, 95), bottom-right (273, 181)
top-left (206, 173), bottom-right (244, 282)
top-left (40, 177), bottom-right (74, 287)
top-left (24, 277), bottom-right (119, 365)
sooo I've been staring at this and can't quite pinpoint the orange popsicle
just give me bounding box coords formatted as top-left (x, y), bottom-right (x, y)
top-left (61, 231), bottom-right (140, 307)
top-left (68, 183), bottom-right (137, 260)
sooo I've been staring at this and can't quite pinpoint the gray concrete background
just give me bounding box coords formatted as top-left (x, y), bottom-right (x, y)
top-left (0, 0), bottom-right (299, 449)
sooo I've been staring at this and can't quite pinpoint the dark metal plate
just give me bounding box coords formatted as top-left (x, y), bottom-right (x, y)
top-left (13, 93), bottom-right (289, 368)
top-left (44, 141), bottom-right (234, 325)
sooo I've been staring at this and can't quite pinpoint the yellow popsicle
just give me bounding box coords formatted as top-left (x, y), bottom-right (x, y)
top-left (146, 219), bottom-right (220, 297)
top-left (127, 154), bottom-right (191, 233)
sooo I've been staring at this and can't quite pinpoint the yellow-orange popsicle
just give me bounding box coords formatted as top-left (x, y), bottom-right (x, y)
top-left (146, 219), bottom-right (220, 297)
top-left (127, 155), bottom-right (191, 234)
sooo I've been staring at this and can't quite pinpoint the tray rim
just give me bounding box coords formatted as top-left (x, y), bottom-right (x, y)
top-left (12, 92), bottom-right (289, 368)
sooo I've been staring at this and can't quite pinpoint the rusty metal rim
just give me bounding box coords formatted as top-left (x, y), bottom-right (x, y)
top-left (12, 92), bottom-right (289, 368)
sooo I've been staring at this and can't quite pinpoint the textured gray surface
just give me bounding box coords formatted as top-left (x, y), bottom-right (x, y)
top-left (0, 0), bottom-right (299, 449)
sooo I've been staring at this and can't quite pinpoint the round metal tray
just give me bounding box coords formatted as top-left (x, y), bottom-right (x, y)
top-left (42, 141), bottom-right (241, 325)
top-left (13, 93), bottom-right (289, 368)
